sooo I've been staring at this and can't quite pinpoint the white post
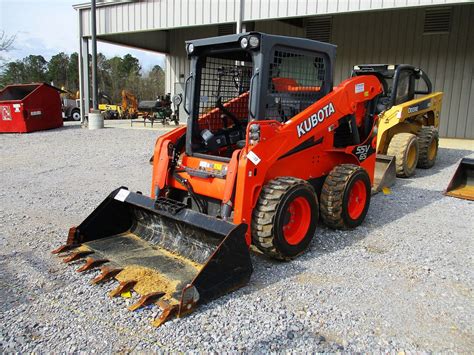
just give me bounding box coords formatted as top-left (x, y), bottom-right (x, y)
top-left (78, 9), bottom-right (85, 124)
top-left (81, 37), bottom-right (90, 123)
top-left (236, 0), bottom-right (245, 33)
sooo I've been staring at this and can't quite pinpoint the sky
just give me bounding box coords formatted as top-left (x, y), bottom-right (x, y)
top-left (0, 0), bottom-right (165, 71)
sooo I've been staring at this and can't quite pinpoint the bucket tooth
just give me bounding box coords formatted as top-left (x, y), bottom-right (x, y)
top-left (109, 280), bottom-right (137, 298)
top-left (76, 257), bottom-right (109, 273)
top-left (152, 303), bottom-right (179, 327)
top-left (56, 189), bottom-right (253, 322)
top-left (91, 267), bottom-right (123, 284)
top-left (128, 291), bottom-right (165, 311)
top-left (52, 244), bottom-right (78, 255)
top-left (63, 250), bottom-right (93, 263)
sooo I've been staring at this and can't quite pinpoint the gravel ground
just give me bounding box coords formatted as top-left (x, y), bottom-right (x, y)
top-left (1, 122), bottom-right (473, 352)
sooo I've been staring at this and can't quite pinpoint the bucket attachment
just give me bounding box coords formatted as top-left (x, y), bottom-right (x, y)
top-left (52, 188), bottom-right (252, 326)
top-left (445, 158), bottom-right (474, 201)
top-left (373, 154), bottom-right (396, 193)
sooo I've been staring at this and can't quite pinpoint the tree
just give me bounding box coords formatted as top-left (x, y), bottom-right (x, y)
top-left (0, 30), bottom-right (16, 66)
top-left (67, 53), bottom-right (79, 91)
top-left (22, 55), bottom-right (48, 82)
top-left (99, 54), bottom-right (142, 102)
top-left (135, 65), bottom-right (165, 100)
top-left (96, 52), bottom-right (111, 95)
top-left (105, 55), bottom-right (123, 101)
top-left (0, 61), bottom-right (26, 86)
top-left (0, 51), bottom-right (164, 102)
top-left (48, 52), bottom-right (70, 88)
top-left (149, 64), bottom-right (165, 96)
top-left (120, 54), bottom-right (141, 77)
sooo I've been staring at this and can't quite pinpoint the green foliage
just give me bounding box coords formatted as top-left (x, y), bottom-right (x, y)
top-left (68, 53), bottom-right (79, 90)
top-left (136, 65), bottom-right (165, 100)
top-left (23, 55), bottom-right (48, 82)
top-left (0, 51), bottom-right (165, 102)
top-left (48, 52), bottom-right (70, 87)
top-left (1, 61), bottom-right (26, 85)
top-left (1, 52), bottom-right (77, 89)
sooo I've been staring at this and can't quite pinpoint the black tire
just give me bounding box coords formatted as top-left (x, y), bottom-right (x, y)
top-left (103, 111), bottom-right (113, 120)
top-left (251, 177), bottom-right (319, 260)
top-left (417, 127), bottom-right (439, 169)
top-left (387, 133), bottom-right (419, 177)
top-left (70, 109), bottom-right (81, 121)
top-left (320, 164), bottom-right (371, 230)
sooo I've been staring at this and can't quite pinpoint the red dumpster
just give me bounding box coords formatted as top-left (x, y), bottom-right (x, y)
top-left (0, 83), bottom-right (64, 133)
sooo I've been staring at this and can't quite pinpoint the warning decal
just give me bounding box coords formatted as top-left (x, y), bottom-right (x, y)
top-left (1, 105), bottom-right (12, 120)
top-left (355, 83), bottom-right (365, 94)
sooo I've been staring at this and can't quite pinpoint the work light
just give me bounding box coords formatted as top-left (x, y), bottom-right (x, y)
top-left (240, 37), bottom-right (249, 49)
top-left (249, 36), bottom-right (260, 48)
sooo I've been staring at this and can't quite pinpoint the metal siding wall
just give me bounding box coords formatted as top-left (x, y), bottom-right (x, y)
top-left (332, 5), bottom-right (474, 138)
top-left (80, 0), bottom-right (471, 35)
top-left (242, 0), bottom-right (470, 21)
top-left (79, 1), bottom-right (473, 137)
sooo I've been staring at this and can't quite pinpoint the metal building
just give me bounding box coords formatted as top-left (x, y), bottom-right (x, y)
top-left (74, 0), bottom-right (474, 139)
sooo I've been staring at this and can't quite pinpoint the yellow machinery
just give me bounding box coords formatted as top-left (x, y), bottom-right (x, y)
top-left (353, 64), bottom-right (443, 178)
top-left (97, 90), bottom-right (138, 119)
top-left (120, 90), bottom-right (138, 119)
top-left (445, 158), bottom-right (474, 200)
top-left (98, 92), bottom-right (122, 119)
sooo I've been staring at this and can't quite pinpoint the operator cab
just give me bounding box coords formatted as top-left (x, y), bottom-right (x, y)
top-left (183, 32), bottom-right (336, 161)
top-left (352, 64), bottom-right (433, 113)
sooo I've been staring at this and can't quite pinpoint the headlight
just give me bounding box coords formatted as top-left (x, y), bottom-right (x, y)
top-left (240, 37), bottom-right (249, 49)
top-left (249, 124), bottom-right (260, 144)
top-left (353, 65), bottom-right (360, 70)
top-left (387, 64), bottom-right (395, 70)
top-left (249, 124), bottom-right (260, 133)
top-left (187, 43), bottom-right (194, 54)
top-left (248, 36), bottom-right (260, 48)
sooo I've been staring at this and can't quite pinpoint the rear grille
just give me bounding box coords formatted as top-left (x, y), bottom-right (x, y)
top-left (423, 7), bottom-right (452, 34)
top-left (305, 17), bottom-right (333, 43)
top-left (218, 23), bottom-right (236, 36)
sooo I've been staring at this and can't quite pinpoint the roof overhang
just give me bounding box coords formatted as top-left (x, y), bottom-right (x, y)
top-left (97, 30), bottom-right (170, 53)
top-left (73, 0), bottom-right (138, 10)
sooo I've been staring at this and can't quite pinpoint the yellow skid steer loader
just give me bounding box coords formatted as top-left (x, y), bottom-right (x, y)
top-left (353, 64), bottom-right (443, 179)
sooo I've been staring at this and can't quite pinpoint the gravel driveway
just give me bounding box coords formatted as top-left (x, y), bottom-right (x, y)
top-left (1, 122), bottom-right (473, 352)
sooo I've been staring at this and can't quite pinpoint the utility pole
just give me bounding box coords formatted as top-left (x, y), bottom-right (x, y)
top-left (91, 0), bottom-right (98, 110)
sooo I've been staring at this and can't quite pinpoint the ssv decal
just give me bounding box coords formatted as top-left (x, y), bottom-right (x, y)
top-left (297, 102), bottom-right (335, 138)
top-left (352, 143), bottom-right (375, 162)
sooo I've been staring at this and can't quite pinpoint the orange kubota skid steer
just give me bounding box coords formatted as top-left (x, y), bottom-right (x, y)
top-left (53, 33), bottom-right (387, 326)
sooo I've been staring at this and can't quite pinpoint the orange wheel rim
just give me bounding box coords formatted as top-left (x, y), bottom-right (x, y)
top-left (407, 144), bottom-right (417, 169)
top-left (283, 197), bottom-right (311, 245)
top-left (347, 180), bottom-right (367, 220)
top-left (428, 139), bottom-right (437, 160)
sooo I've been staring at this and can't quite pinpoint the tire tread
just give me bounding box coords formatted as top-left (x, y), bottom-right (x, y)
top-left (387, 133), bottom-right (418, 177)
top-left (251, 177), bottom-right (311, 260)
top-left (417, 127), bottom-right (439, 169)
top-left (320, 164), bottom-right (369, 230)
